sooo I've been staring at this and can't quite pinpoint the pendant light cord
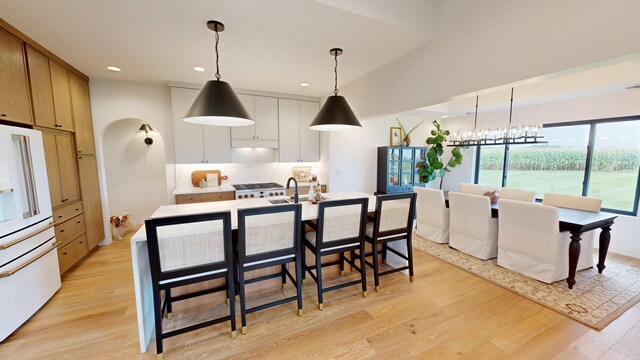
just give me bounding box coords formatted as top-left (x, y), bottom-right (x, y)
top-left (333, 52), bottom-right (339, 96)
top-left (214, 26), bottom-right (221, 80)
top-left (473, 95), bottom-right (479, 130)
top-left (508, 87), bottom-right (514, 128)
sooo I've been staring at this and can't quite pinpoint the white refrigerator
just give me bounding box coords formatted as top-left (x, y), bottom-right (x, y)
top-left (0, 124), bottom-right (60, 342)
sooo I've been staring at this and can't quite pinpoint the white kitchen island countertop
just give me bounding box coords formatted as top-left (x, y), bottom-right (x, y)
top-left (130, 191), bottom-right (377, 352)
top-left (172, 184), bottom-right (236, 195)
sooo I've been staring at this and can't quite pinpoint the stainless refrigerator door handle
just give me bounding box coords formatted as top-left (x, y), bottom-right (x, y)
top-left (0, 222), bottom-right (55, 250)
top-left (0, 241), bottom-right (60, 278)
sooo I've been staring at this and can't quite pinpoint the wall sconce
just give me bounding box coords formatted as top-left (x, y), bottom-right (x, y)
top-left (139, 124), bottom-right (153, 146)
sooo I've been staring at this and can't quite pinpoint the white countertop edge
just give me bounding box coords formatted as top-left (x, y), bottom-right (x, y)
top-left (173, 184), bottom-right (236, 195)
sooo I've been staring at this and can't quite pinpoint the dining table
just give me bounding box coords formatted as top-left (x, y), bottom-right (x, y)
top-left (129, 191), bottom-right (377, 353)
top-left (444, 193), bottom-right (617, 289)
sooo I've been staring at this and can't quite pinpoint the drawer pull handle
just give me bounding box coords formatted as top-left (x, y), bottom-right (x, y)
top-left (0, 114), bottom-right (7, 117)
top-left (0, 222), bottom-right (55, 250)
top-left (0, 241), bottom-right (60, 278)
top-left (60, 230), bottom-right (64, 232)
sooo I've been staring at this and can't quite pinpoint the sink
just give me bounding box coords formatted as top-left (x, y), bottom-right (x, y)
top-left (267, 198), bottom-right (291, 204)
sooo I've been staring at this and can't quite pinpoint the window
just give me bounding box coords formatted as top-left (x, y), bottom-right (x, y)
top-left (475, 117), bottom-right (640, 215)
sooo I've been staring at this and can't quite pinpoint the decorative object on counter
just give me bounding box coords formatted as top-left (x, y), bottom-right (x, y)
top-left (199, 179), bottom-right (207, 188)
top-left (190, 170), bottom-right (228, 187)
top-left (206, 173), bottom-right (219, 187)
top-left (183, 20), bottom-right (253, 127)
top-left (292, 166), bottom-right (312, 182)
top-left (390, 127), bottom-right (402, 146)
top-left (483, 190), bottom-right (498, 204)
top-left (139, 124), bottom-right (154, 146)
top-left (396, 118), bottom-right (424, 147)
top-left (309, 48), bottom-right (362, 131)
top-left (418, 120), bottom-right (463, 189)
top-left (448, 91), bottom-right (546, 147)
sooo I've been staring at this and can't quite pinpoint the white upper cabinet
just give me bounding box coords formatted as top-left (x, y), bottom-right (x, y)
top-left (231, 94), bottom-right (278, 148)
top-left (170, 87), bottom-right (231, 164)
top-left (278, 98), bottom-right (320, 162)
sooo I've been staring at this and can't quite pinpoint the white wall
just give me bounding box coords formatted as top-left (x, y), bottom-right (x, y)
top-left (89, 79), bottom-right (175, 243)
top-left (340, 0), bottom-right (640, 119)
top-left (102, 118), bottom-right (168, 224)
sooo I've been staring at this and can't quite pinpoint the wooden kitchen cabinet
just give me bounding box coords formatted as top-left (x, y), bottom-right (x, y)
top-left (69, 74), bottom-right (96, 154)
top-left (58, 233), bottom-right (88, 274)
top-left (278, 99), bottom-right (320, 162)
top-left (0, 28), bottom-right (32, 125)
top-left (231, 94), bottom-right (279, 147)
top-left (77, 155), bottom-right (105, 249)
top-left (171, 86), bottom-right (231, 164)
top-left (175, 191), bottom-right (235, 204)
top-left (41, 130), bottom-right (80, 207)
top-left (50, 61), bottom-right (74, 131)
top-left (26, 46), bottom-right (56, 128)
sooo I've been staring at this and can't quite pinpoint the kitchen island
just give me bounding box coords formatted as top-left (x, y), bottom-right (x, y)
top-left (130, 191), bottom-right (377, 352)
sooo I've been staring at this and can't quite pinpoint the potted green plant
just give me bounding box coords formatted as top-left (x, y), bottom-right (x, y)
top-left (397, 119), bottom-right (423, 147)
top-left (418, 120), bottom-right (464, 189)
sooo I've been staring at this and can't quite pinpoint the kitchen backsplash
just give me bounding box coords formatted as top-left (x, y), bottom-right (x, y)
top-left (175, 161), bottom-right (322, 188)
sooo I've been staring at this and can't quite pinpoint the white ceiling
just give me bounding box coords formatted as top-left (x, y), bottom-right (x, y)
top-left (0, 0), bottom-right (433, 96)
top-left (401, 57), bottom-right (640, 118)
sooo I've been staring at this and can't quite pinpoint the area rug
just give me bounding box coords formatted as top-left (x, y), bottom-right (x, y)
top-left (413, 235), bottom-right (640, 330)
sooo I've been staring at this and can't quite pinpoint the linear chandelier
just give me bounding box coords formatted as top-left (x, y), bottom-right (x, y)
top-left (448, 88), bottom-right (546, 147)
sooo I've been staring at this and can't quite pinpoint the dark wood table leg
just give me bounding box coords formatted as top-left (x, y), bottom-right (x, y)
top-left (597, 225), bottom-right (612, 274)
top-left (567, 231), bottom-right (582, 289)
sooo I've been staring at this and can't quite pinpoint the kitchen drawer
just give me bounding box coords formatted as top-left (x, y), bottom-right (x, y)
top-left (55, 214), bottom-right (86, 248)
top-left (58, 234), bottom-right (88, 274)
top-left (53, 202), bottom-right (84, 224)
top-left (175, 191), bottom-right (235, 204)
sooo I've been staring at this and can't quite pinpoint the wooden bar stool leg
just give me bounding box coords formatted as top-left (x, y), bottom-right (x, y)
top-left (152, 283), bottom-right (164, 359)
top-left (295, 253), bottom-right (303, 316)
top-left (227, 269), bottom-right (237, 339)
top-left (316, 252), bottom-right (324, 310)
top-left (372, 242), bottom-right (380, 292)
top-left (281, 264), bottom-right (287, 289)
top-left (360, 243), bottom-right (368, 298)
top-left (238, 266), bottom-right (247, 335)
top-left (339, 252), bottom-right (345, 274)
top-left (165, 288), bottom-right (173, 319)
top-left (407, 236), bottom-right (414, 282)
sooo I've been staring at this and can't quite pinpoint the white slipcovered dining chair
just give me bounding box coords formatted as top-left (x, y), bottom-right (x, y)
top-left (542, 193), bottom-right (602, 270)
top-left (414, 187), bottom-right (449, 243)
top-left (448, 191), bottom-right (498, 260)
top-left (499, 188), bottom-right (536, 202)
top-left (458, 183), bottom-right (496, 196)
top-left (497, 199), bottom-right (594, 283)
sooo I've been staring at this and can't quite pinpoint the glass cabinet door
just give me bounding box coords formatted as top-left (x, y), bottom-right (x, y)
top-left (401, 148), bottom-right (414, 186)
top-left (414, 148), bottom-right (427, 187)
top-left (387, 147), bottom-right (401, 190)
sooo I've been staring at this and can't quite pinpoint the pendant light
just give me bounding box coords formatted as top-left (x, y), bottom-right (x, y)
top-left (183, 20), bottom-right (253, 127)
top-left (309, 48), bottom-right (362, 131)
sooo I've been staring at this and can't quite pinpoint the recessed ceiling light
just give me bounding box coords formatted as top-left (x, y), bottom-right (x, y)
top-left (193, 66), bottom-right (206, 72)
top-left (106, 66), bottom-right (121, 72)
top-left (300, 82), bottom-right (310, 87)
top-left (442, 115), bottom-right (449, 118)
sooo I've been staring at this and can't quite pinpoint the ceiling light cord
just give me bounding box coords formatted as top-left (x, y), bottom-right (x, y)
top-left (473, 95), bottom-right (479, 130)
top-left (333, 52), bottom-right (339, 96)
top-left (214, 26), bottom-right (221, 81)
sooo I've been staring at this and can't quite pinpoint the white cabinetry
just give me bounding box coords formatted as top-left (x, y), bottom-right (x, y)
top-left (171, 86), bottom-right (231, 164)
top-left (231, 94), bottom-right (278, 148)
top-left (278, 99), bottom-right (320, 162)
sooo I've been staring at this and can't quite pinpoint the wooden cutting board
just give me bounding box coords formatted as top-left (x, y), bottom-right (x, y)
top-left (191, 170), bottom-right (228, 187)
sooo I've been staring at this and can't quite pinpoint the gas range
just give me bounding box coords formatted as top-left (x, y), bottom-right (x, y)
top-left (232, 182), bottom-right (286, 199)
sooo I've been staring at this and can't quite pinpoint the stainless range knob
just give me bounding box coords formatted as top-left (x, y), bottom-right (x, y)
top-left (244, 194), bottom-right (249, 198)
top-left (260, 195), bottom-right (264, 198)
top-left (250, 194), bottom-right (254, 198)
top-left (280, 192), bottom-right (284, 196)
top-left (269, 193), bottom-right (273, 196)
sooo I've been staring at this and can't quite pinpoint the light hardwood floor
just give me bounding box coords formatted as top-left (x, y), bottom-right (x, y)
top-left (1, 235), bottom-right (640, 360)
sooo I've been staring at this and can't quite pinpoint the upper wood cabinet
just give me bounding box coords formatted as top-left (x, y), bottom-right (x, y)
top-left (278, 99), bottom-right (320, 162)
top-left (26, 46), bottom-right (56, 128)
top-left (77, 155), bottom-right (104, 248)
top-left (50, 61), bottom-right (74, 131)
top-left (0, 28), bottom-right (32, 125)
top-left (42, 130), bottom-right (80, 207)
top-left (69, 74), bottom-right (96, 154)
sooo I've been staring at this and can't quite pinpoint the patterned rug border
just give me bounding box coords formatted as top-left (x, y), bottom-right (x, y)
top-left (413, 236), bottom-right (640, 331)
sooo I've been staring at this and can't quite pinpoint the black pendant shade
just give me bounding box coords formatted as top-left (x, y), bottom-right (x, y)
top-left (183, 80), bottom-right (253, 126)
top-left (309, 95), bottom-right (362, 131)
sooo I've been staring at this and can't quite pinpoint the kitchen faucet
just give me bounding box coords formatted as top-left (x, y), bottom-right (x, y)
top-left (286, 177), bottom-right (299, 203)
